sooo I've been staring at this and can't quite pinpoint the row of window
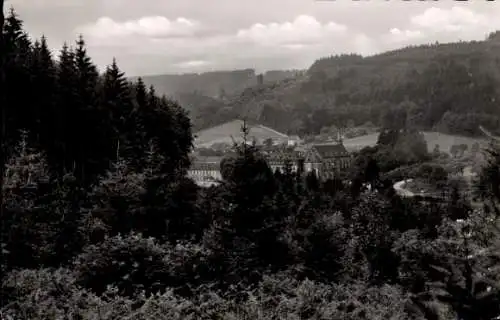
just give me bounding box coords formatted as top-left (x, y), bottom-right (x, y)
top-left (188, 158), bottom-right (351, 179)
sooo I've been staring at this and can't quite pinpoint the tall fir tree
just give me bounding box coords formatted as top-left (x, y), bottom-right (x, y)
top-left (165, 96), bottom-right (193, 174)
top-left (30, 35), bottom-right (57, 150)
top-left (54, 42), bottom-right (78, 175)
top-left (146, 93), bottom-right (193, 178)
top-left (3, 8), bottom-right (31, 152)
top-left (135, 77), bottom-right (147, 108)
top-left (74, 35), bottom-right (113, 183)
top-left (127, 77), bottom-right (149, 171)
top-left (102, 58), bottom-right (135, 163)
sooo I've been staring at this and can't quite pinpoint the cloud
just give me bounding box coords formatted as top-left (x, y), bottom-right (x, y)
top-left (12, 0), bottom-right (500, 76)
top-left (175, 60), bottom-right (210, 69)
top-left (9, 0), bottom-right (86, 7)
top-left (75, 7), bottom-right (500, 75)
top-left (236, 15), bottom-right (347, 47)
top-left (77, 14), bottom-right (363, 74)
top-left (385, 6), bottom-right (500, 45)
top-left (410, 6), bottom-right (488, 32)
top-left (78, 16), bottom-right (201, 40)
top-left (385, 28), bottom-right (424, 44)
top-left (352, 33), bottom-right (378, 56)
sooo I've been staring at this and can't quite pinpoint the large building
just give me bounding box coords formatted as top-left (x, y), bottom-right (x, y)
top-left (266, 149), bottom-right (304, 174)
top-left (188, 142), bottom-right (352, 186)
top-left (187, 156), bottom-right (222, 186)
top-left (305, 143), bottom-right (352, 180)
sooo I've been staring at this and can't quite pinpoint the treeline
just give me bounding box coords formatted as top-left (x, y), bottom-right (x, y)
top-left (3, 113), bottom-right (500, 319)
top-left (2, 9), bottom-right (192, 186)
top-left (296, 41), bottom-right (500, 136)
top-left (135, 69), bottom-right (302, 99)
top-left (194, 38), bottom-right (500, 136)
top-left (3, 8), bottom-right (500, 320)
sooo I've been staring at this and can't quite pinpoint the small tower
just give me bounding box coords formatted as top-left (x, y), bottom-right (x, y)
top-left (257, 73), bottom-right (264, 85)
top-left (336, 127), bottom-right (344, 144)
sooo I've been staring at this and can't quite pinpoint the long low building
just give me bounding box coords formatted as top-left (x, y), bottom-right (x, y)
top-left (188, 142), bottom-right (352, 187)
top-left (187, 156), bottom-right (222, 186)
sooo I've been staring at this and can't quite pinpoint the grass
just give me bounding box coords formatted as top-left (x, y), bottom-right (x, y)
top-left (403, 179), bottom-right (438, 195)
top-left (194, 119), bottom-right (290, 148)
top-left (195, 122), bottom-right (489, 156)
top-left (343, 131), bottom-right (488, 154)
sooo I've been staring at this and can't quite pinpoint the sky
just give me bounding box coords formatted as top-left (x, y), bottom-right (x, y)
top-left (7, 0), bottom-right (500, 76)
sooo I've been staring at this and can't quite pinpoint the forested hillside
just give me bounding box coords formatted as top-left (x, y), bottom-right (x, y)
top-left (131, 69), bottom-right (302, 98)
top-left (131, 69), bottom-right (304, 132)
top-left (5, 7), bottom-right (500, 320)
top-left (191, 37), bottom-right (500, 136)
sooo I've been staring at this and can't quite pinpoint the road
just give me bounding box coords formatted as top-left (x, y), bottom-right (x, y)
top-left (394, 165), bottom-right (476, 199)
top-left (393, 179), bottom-right (415, 197)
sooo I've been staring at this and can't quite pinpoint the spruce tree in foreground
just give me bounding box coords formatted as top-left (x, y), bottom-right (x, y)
top-left (30, 36), bottom-right (57, 149)
top-left (74, 35), bottom-right (114, 182)
top-left (55, 42), bottom-right (78, 174)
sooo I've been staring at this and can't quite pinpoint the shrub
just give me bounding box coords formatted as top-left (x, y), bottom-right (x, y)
top-left (74, 233), bottom-right (213, 298)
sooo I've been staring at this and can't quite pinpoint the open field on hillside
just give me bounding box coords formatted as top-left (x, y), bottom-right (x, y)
top-left (194, 120), bottom-right (289, 147)
top-left (343, 131), bottom-right (488, 154)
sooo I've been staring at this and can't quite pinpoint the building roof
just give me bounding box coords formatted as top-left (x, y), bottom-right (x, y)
top-left (192, 156), bottom-right (223, 163)
top-left (265, 147), bottom-right (305, 162)
top-left (311, 143), bottom-right (349, 158)
top-left (190, 162), bottom-right (220, 171)
top-left (294, 145), bottom-right (307, 153)
top-left (189, 155), bottom-right (223, 171)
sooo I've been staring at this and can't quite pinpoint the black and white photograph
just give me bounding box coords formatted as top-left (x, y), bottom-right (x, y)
top-left (2, 0), bottom-right (500, 319)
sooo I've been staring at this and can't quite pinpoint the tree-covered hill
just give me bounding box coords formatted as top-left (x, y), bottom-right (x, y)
top-left (192, 37), bottom-right (500, 137)
top-left (131, 69), bottom-right (305, 132)
top-left (131, 69), bottom-right (303, 98)
top-left (173, 92), bottom-right (234, 131)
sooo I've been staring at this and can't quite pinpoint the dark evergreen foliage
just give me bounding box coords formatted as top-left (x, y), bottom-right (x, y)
top-left (3, 8), bottom-right (500, 320)
top-left (185, 41), bottom-right (500, 136)
top-left (1, 10), bottom-right (192, 186)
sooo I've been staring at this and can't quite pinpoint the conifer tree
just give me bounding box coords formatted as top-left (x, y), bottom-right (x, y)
top-left (30, 36), bottom-right (57, 149)
top-left (134, 78), bottom-right (149, 133)
top-left (2, 131), bottom-right (59, 269)
top-left (102, 58), bottom-right (135, 163)
top-left (55, 42), bottom-right (78, 175)
top-left (3, 8), bottom-right (29, 55)
top-left (205, 122), bottom-right (286, 285)
top-left (88, 158), bottom-right (144, 236)
top-left (166, 97), bottom-right (193, 173)
top-left (74, 35), bottom-right (113, 182)
top-left (135, 78), bottom-right (147, 108)
top-left (3, 8), bottom-right (31, 149)
top-left (127, 77), bottom-right (149, 170)
top-left (141, 86), bottom-right (193, 178)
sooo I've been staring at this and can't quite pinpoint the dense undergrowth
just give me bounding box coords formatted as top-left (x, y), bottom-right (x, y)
top-left (2, 8), bottom-right (500, 320)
